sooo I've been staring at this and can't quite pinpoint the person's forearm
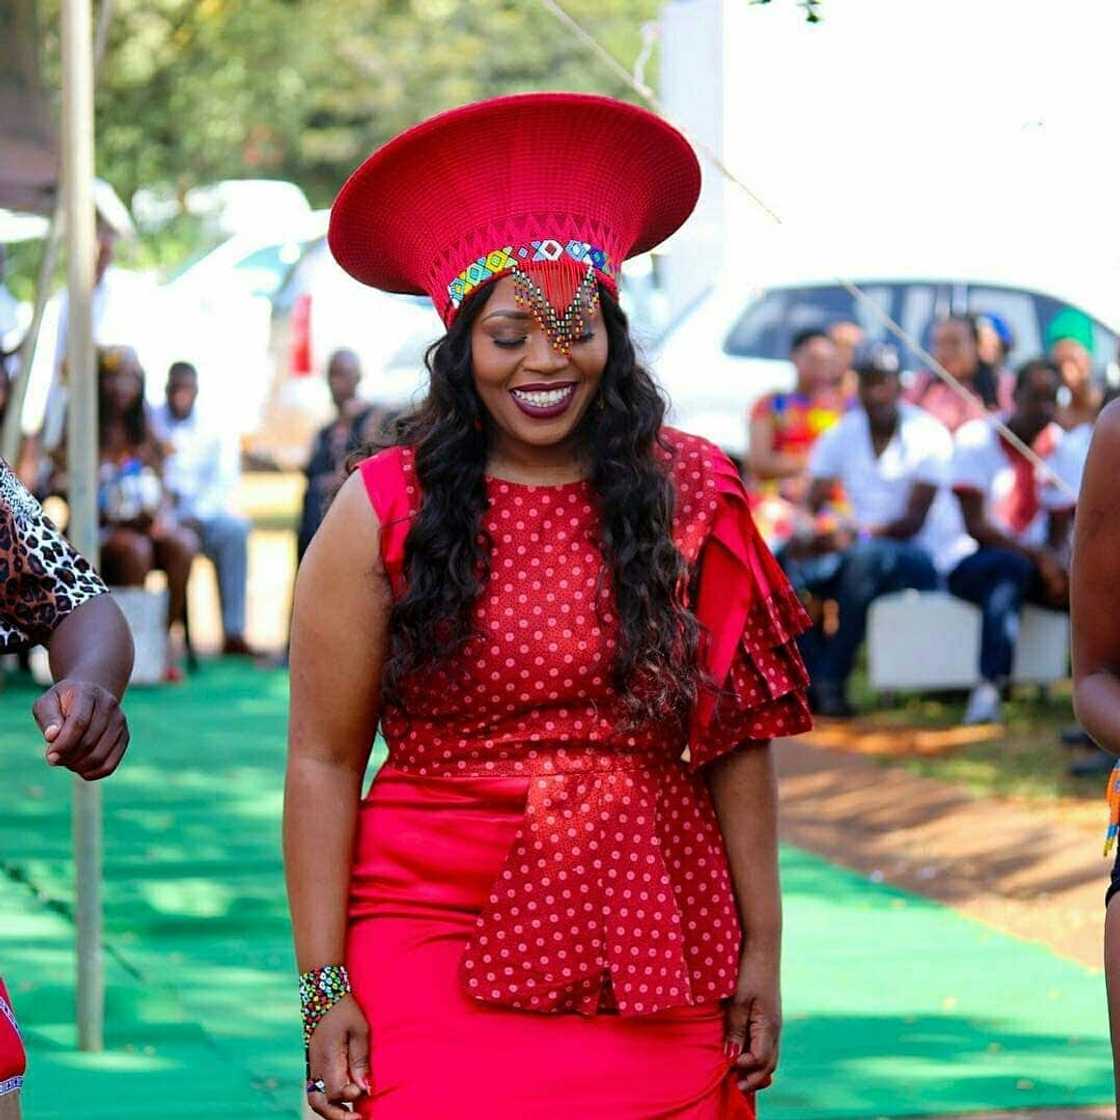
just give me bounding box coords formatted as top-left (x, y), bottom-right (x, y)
top-left (749, 452), bottom-right (805, 483)
top-left (878, 516), bottom-right (922, 540)
top-left (1074, 671), bottom-right (1120, 756)
top-left (283, 756), bottom-right (364, 971)
top-left (967, 517), bottom-right (1037, 560)
top-left (48, 594), bottom-right (134, 698)
top-left (706, 743), bottom-right (782, 954)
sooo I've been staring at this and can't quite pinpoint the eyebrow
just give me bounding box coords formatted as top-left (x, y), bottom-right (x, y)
top-left (482, 310), bottom-right (531, 323)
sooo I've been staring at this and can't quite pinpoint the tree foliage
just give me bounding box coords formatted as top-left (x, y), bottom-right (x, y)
top-left (34, 0), bottom-right (661, 210)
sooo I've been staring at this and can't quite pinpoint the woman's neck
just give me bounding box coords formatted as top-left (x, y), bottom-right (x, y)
top-left (486, 434), bottom-right (587, 485)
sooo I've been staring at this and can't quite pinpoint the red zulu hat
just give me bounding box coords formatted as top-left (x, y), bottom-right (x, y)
top-left (329, 92), bottom-right (701, 352)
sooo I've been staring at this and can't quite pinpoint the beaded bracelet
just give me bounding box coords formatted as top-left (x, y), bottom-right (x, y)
top-left (298, 964), bottom-right (352, 1047)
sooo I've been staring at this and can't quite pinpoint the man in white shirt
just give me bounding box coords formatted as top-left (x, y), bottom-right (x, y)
top-left (152, 361), bottom-right (254, 656)
top-left (798, 345), bottom-right (952, 717)
top-left (948, 359), bottom-right (1077, 724)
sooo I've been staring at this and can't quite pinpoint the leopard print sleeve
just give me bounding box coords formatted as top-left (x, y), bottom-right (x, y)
top-left (0, 459), bottom-right (108, 653)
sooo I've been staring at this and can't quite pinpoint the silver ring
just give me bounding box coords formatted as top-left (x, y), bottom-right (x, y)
top-left (306, 1078), bottom-right (326, 1095)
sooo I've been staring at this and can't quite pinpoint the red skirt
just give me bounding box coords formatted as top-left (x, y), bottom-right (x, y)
top-left (0, 977), bottom-right (26, 1098)
top-left (346, 766), bottom-right (754, 1119)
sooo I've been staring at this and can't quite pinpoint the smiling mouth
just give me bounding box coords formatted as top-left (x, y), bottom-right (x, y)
top-left (511, 384), bottom-right (575, 406)
top-left (509, 382), bottom-right (577, 418)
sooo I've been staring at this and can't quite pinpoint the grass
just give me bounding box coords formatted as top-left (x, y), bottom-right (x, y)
top-left (835, 672), bottom-right (1111, 809)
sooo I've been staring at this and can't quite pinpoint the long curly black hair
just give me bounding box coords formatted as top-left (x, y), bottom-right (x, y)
top-left (357, 283), bottom-right (704, 726)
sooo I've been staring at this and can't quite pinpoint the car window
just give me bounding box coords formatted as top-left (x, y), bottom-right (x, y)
top-left (234, 241), bottom-right (311, 298)
top-left (723, 282), bottom-right (937, 370)
top-left (272, 239), bottom-right (329, 312)
top-left (971, 285), bottom-right (1118, 375)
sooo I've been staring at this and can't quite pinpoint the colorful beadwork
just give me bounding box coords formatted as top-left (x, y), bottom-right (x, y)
top-left (298, 963), bottom-right (352, 1047)
top-left (1105, 760), bottom-right (1120, 857)
top-left (511, 260), bottom-right (601, 355)
top-left (447, 237), bottom-right (615, 310)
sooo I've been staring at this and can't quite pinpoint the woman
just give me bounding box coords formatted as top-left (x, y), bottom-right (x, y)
top-left (284, 93), bottom-right (812, 1120)
top-left (1051, 334), bottom-right (1102, 435)
top-left (907, 313), bottom-right (1011, 433)
top-left (746, 327), bottom-right (846, 548)
top-left (0, 457), bottom-right (134, 1119)
top-left (95, 346), bottom-right (197, 675)
top-left (1071, 398), bottom-right (1120, 1109)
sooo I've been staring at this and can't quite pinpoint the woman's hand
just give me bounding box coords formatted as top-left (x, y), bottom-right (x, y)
top-left (725, 946), bottom-right (782, 1096)
top-left (34, 680), bottom-right (130, 780)
top-left (306, 995), bottom-right (371, 1119)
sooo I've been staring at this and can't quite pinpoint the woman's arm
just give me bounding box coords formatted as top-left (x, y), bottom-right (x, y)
top-left (707, 741), bottom-right (782, 1095)
top-left (1071, 403), bottom-right (1120, 753)
top-left (284, 470), bottom-right (391, 1117)
top-left (35, 594), bottom-right (134, 780)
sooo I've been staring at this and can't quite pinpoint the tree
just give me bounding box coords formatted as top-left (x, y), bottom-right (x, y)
top-left (32, 0), bottom-right (661, 211)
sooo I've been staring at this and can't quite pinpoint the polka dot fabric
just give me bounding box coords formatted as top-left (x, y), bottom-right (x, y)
top-left (356, 429), bottom-right (811, 1018)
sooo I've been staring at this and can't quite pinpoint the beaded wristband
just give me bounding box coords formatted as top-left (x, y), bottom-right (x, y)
top-left (298, 964), bottom-right (352, 1047)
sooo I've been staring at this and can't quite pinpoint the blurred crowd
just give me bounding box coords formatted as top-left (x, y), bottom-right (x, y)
top-left (0, 218), bottom-right (392, 680)
top-left (747, 309), bottom-right (1111, 767)
top-left (1, 212), bottom-right (1113, 744)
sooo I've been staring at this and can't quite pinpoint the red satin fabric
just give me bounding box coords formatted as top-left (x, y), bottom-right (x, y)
top-left (347, 767), bottom-right (754, 1119)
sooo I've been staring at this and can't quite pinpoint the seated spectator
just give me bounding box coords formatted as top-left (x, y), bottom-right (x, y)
top-left (785, 345), bottom-right (948, 717)
top-left (96, 346), bottom-right (198, 678)
top-left (152, 361), bottom-right (255, 657)
top-left (907, 314), bottom-right (1011, 432)
top-left (747, 328), bottom-right (846, 547)
top-left (297, 348), bottom-right (386, 561)
top-left (947, 359), bottom-right (1078, 725)
top-left (975, 311), bottom-right (1015, 379)
top-left (1050, 333), bottom-right (1102, 434)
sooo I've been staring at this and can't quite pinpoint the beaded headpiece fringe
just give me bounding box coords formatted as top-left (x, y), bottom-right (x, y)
top-left (511, 259), bottom-right (601, 355)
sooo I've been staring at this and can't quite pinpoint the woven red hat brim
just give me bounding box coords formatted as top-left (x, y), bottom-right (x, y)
top-left (328, 92), bottom-right (700, 312)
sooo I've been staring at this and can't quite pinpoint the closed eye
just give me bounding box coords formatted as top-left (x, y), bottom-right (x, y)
top-left (492, 337), bottom-right (527, 350)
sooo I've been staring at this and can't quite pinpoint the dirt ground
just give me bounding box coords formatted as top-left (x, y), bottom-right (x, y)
top-left (777, 735), bottom-right (1108, 971)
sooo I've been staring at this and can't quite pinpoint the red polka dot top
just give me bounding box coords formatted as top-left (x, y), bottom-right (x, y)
top-left (357, 427), bottom-right (812, 1017)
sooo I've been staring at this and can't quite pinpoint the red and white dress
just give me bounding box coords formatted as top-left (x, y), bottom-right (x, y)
top-left (345, 429), bottom-right (812, 1118)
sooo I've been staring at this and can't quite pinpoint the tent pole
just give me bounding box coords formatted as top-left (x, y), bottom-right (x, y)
top-left (61, 0), bottom-right (102, 1052)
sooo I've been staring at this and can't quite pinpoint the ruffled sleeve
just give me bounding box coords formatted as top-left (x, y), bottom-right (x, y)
top-left (687, 450), bottom-right (812, 769)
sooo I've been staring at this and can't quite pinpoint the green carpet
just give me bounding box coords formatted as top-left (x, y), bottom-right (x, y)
top-left (778, 847), bottom-right (1111, 1116)
top-left (0, 663), bottom-right (1112, 1118)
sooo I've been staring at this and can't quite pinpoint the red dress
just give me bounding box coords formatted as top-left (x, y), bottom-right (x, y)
top-left (346, 429), bottom-right (811, 1118)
